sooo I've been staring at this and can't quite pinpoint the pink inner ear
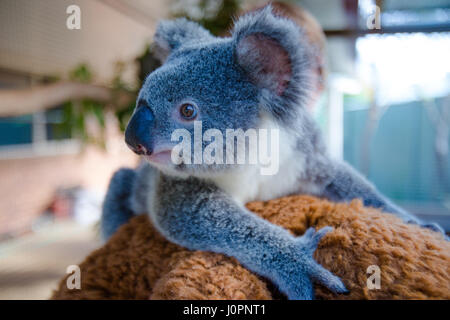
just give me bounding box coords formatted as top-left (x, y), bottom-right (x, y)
top-left (237, 33), bottom-right (292, 96)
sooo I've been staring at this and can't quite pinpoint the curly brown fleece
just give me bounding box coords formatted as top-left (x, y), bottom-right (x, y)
top-left (51, 195), bottom-right (450, 300)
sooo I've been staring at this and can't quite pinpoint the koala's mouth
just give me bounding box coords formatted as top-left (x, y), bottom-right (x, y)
top-left (144, 150), bottom-right (173, 165)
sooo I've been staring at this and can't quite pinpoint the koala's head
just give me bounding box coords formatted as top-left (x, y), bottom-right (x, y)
top-left (125, 6), bottom-right (314, 177)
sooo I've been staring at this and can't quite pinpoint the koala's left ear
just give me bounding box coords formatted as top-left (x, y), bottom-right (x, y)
top-left (232, 6), bottom-right (310, 97)
top-left (153, 18), bottom-right (214, 62)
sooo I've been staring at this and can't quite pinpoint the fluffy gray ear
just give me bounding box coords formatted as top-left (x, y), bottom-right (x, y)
top-left (153, 18), bottom-right (214, 62)
top-left (232, 6), bottom-right (311, 98)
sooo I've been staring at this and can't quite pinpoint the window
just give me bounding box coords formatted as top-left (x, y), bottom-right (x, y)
top-left (0, 71), bottom-right (79, 159)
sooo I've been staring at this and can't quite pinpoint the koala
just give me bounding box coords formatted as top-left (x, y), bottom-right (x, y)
top-left (101, 7), bottom-right (447, 300)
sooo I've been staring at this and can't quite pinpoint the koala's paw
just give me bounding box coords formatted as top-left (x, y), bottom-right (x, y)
top-left (279, 227), bottom-right (348, 300)
top-left (421, 223), bottom-right (449, 241)
top-left (420, 221), bottom-right (444, 233)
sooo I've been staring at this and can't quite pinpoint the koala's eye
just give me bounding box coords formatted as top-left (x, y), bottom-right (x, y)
top-left (179, 103), bottom-right (197, 120)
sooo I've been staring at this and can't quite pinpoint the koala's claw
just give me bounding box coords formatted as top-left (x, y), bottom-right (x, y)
top-left (300, 226), bottom-right (332, 249)
top-left (421, 222), bottom-right (444, 233)
top-left (281, 226), bottom-right (347, 300)
top-left (407, 220), bottom-right (449, 241)
top-left (302, 227), bottom-right (348, 293)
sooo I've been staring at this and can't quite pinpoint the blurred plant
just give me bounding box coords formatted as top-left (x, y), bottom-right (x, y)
top-left (60, 64), bottom-right (107, 147)
top-left (110, 61), bottom-right (140, 133)
top-left (171, 0), bottom-right (240, 35)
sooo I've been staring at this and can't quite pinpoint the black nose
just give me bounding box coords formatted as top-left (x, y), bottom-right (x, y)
top-left (125, 106), bottom-right (154, 155)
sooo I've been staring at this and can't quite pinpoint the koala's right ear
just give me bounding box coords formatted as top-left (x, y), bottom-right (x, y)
top-left (153, 18), bottom-right (214, 62)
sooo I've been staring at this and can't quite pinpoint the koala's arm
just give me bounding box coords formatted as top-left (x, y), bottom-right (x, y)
top-left (150, 174), bottom-right (347, 300)
top-left (320, 161), bottom-right (447, 237)
top-left (319, 161), bottom-right (416, 221)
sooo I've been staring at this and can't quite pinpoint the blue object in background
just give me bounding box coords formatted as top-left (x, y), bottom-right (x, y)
top-left (0, 115), bottom-right (33, 146)
top-left (344, 96), bottom-right (450, 229)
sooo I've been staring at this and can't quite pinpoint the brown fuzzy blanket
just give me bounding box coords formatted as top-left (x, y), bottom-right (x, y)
top-left (51, 195), bottom-right (450, 300)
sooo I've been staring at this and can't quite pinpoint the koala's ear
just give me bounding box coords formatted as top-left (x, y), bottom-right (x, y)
top-left (232, 6), bottom-right (309, 97)
top-left (153, 18), bottom-right (214, 62)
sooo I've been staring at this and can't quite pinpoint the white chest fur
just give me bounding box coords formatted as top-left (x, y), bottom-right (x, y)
top-left (212, 155), bottom-right (304, 204)
top-left (210, 116), bottom-right (318, 205)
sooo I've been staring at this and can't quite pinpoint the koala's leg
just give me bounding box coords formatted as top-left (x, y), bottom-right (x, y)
top-left (101, 162), bottom-right (159, 241)
top-left (321, 161), bottom-right (448, 237)
top-left (150, 175), bottom-right (347, 300)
